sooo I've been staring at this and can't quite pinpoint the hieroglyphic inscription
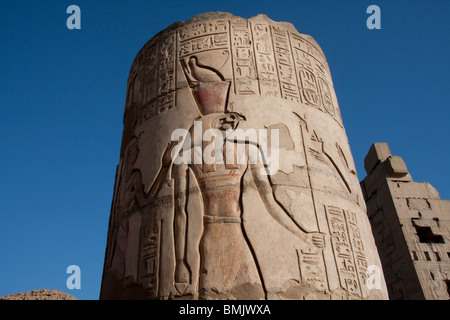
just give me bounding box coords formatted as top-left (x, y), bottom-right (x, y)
top-left (158, 34), bottom-right (176, 113)
top-left (179, 20), bottom-right (228, 41)
top-left (297, 247), bottom-right (328, 291)
top-left (326, 205), bottom-right (360, 295)
top-left (142, 44), bottom-right (159, 120)
top-left (143, 44), bottom-right (159, 101)
top-left (298, 68), bottom-right (320, 106)
top-left (290, 34), bottom-right (336, 117)
top-left (178, 34), bottom-right (228, 57)
top-left (290, 34), bottom-right (327, 68)
top-left (251, 23), bottom-right (280, 97)
top-left (325, 205), bottom-right (369, 297)
top-left (230, 19), bottom-right (258, 95)
top-left (140, 33), bottom-right (177, 121)
top-left (178, 20), bottom-right (228, 59)
top-left (318, 78), bottom-right (334, 115)
top-left (140, 20), bottom-right (339, 121)
top-left (140, 219), bottom-right (160, 297)
top-left (345, 210), bottom-right (369, 297)
top-left (272, 26), bottom-right (300, 102)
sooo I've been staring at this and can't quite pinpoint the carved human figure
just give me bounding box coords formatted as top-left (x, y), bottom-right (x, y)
top-left (156, 58), bottom-right (326, 297)
top-left (108, 137), bottom-right (144, 277)
top-left (108, 136), bottom-right (175, 283)
top-left (170, 112), bottom-right (326, 298)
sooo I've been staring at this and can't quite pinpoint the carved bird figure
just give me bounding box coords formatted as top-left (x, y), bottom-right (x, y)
top-left (184, 56), bottom-right (224, 84)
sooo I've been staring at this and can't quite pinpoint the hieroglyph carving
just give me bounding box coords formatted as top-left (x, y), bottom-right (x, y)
top-left (325, 205), bottom-right (369, 297)
top-left (132, 16), bottom-right (341, 125)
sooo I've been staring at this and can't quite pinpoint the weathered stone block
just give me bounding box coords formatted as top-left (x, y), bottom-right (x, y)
top-left (361, 142), bottom-right (450, 300)
top-left (386, 156), bottom-right (409, 178)
top-left (364, 142), bottom-right (391, 174)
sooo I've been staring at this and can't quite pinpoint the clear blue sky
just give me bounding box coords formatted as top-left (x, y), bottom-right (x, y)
top-left (0, 0), bottom-right (448, 300)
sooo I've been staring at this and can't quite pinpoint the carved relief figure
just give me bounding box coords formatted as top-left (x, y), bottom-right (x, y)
top-left (107, 137), bottom-right (144, 280)
top-left (106, 136), bottom-right (175, 288)
top-left (144, 55), bottom-right (326, 299)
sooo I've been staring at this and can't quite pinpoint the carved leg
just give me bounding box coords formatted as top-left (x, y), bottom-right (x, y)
top-left (174, 206), bottom-right (190, 294)
top-left (172, 163), bottom-right (190, 295)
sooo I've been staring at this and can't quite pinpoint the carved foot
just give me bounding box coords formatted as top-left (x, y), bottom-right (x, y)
top-left (174, 263), bottom-right (190, 295)
top-left (174, 282), bottom-right (189, 296)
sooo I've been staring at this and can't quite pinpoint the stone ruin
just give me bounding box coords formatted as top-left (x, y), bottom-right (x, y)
top-left (361, 143), bottom-right (450, 300)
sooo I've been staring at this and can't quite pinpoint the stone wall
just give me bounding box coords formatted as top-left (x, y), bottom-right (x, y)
top-left (361, 142), bottom-right (450, 300)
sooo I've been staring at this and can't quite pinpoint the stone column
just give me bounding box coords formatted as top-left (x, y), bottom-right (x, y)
top-left (100, 12), bottom-right (389, 300)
